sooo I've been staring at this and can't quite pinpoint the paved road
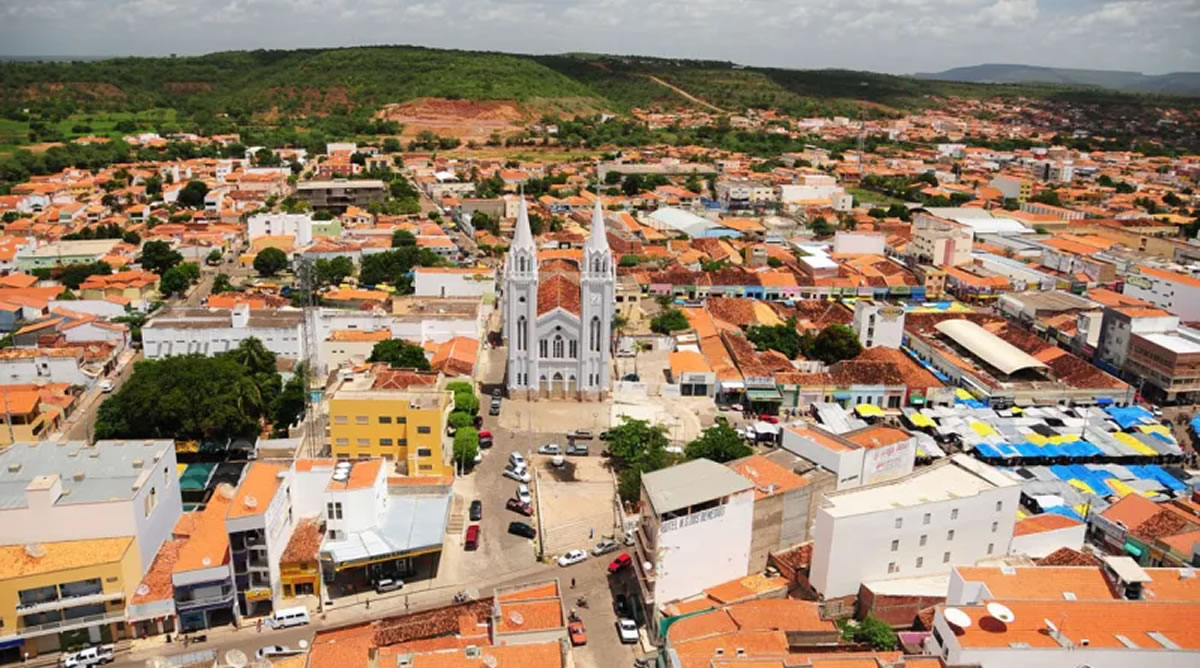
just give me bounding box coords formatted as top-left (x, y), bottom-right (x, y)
top-left (62, 351), bottom-right (142, 441)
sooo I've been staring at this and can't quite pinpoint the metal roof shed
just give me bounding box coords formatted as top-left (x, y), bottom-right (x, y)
top-left (934, 319), bottom-right (1050, 376)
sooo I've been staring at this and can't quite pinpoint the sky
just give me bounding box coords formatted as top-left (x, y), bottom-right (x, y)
top-left (1, 0), bottom-right (1198, 75)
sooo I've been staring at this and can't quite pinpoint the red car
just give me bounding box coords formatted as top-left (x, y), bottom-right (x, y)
top-left (758, 414), bottom-right (779, 424)
top-left (608, 552), bottom-right (632, 574)
top-left (568, 621), bottom-right (587, 646)
top-left (479, 430), bottom-right (493, 448)
top-left (506, 498), bottom-right (532, 516)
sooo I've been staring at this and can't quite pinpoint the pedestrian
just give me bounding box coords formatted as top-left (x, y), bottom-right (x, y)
top-left (256, 618), bottom-right (262, 633)
top-left (571, 577), bottom-right (576, 589)
top-left (589, 528), bottom-right (594, 539)
top-left (366, 598), bottom-right (370, 610)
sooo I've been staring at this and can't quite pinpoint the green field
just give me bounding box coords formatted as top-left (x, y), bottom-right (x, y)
top-left (0, 109), bottom-right (177, 153)
top-left (846, 186), bottom-right (908, 207)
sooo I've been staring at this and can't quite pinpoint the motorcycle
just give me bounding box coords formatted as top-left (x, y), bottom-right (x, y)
top-left (453, 591), bottom-right (468, 603)
top-left (575, 595), bottom-right (588, 608)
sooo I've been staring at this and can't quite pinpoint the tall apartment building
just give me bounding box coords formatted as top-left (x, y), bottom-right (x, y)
top-left (295, 180), bottom-right (387, 212)
top-left (1122, 265), bottom-right (1200, 321)
top-left (852, 300), bottom-right (906, 349)
top-left (224, 462), bottom-right (293, 619)
top-left (910, 213), bottom-right (973, 267)
top-left (327, 367), bottom-right (453, 475)
top-left (989, 174), bottom-right (1032, 203)
top-left (809, 454), bottom-right (1020, 599)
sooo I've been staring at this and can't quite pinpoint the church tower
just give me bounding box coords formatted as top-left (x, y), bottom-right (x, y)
top-left (580, 198), bottom-right (615, 398)
top-left (504, 198), bottom-right (539, 397)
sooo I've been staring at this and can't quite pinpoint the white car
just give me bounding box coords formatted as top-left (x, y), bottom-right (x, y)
top-left (509, 452), bottom-right (526, 469)
top-left (256, 645), bottom-right (305, 659)
top-left (516, 484), bottom-right (532, 504)
top-left (502, 467), bottom-right (531, 483)
top-left (616, 618), bottom-right (639, 644)
top-left (556, 549), bottom-right (588, 567)
top-left (98, 380), bottom-right (115, 393)
top-left (538, 443), bottom-right (561, 455)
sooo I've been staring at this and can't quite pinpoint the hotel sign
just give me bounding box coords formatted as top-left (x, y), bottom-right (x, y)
top-left (660, 505), bottom-right (725, 534)
top-left (1126, 275), bottom-right (1152, 290)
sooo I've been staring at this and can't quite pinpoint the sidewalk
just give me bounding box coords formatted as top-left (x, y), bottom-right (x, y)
top-left (49, 349), bottom-right (139, 443)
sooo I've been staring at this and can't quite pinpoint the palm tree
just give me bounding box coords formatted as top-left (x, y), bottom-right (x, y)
top-left (234, 376), bottom-right (265, 418)
top-left (228, 337), bottom-right (276, 375)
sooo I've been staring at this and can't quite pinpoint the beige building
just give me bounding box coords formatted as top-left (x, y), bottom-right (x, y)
top-left (911, 212), bottom-right (973, 267)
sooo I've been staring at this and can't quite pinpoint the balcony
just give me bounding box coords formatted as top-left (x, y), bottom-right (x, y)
top-left (175, 589), bottom-right (235, 611)
top-left (15, 590), bottom-right (124, 615)
top-left (7, 611), bottom-right (126, 640)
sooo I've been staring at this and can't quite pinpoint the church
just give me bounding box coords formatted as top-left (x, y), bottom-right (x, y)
top-left (503, 197), bottom-right (615, 400)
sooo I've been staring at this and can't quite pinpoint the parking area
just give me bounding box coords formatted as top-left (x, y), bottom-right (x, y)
top-left (534, 454), bottom-right (618, 556)
top-left (499, 397), bottom-right (613, 434)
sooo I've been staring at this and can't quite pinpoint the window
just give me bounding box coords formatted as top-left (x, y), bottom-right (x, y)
top-left (890, 539), bottom-right (899, 552)
top-left (334, 415), bottom-right (348, 424)
top-left (380, 438), bottom-right (393, 446)
top-left (418, 464), bottom-right (433, 472)
top-left (916, 556), bottom-right (924, 568)
top-left (591, 316), bottom-right (601, 352)
top-left (987, 543), bottom-right (994, 555)
top-left (400, 438), bottom-right (408, 446)
top-left (397, 416), bottom-right (407, 424)
top-left (517, 316), bottom-right (527, 351)
top-left (995, 501), bottom-right (1003, 512)
top-left (335, 438), bottom-right (349, 446)
top-left (357, 438), bottom-right (369, 446)
top-left (539, 339), bottom-right (548, 358)
top-left (951, 508), bottom-right (959, 520)
top-left (895, 517), bottom-right (903, 529)
top-left (417, 426), bottom-right (431, 434)
top-left (923, 513), bottom-right (931, 525)
top-left (569, 339), bottom-right (578, 359)
top-left (144, 486), bottom-right (157, 517)
top-left (417, 448), bottom-right (433, 457)
top-left (943, 551), bottom-right (951, 563)
top-left (379, 416), bottom-right (392, 424)
top-left (919, 534), bottom-right (927, 547)
top-left (355, 416), bottom-right (369, 424)
top-left (887, 562), bottom-right (898, 574)
top-left (553, 335), bottom-right (564, 358)
top-left (326, 502), bottom-right (343, 520)
top-left (991, 521), bottom-right (998, 533)
top-left (947, 529), bottom-right (955, 541)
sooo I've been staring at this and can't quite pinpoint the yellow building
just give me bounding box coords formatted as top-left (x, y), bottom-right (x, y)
top-left (328, 368), bottom-right (453, 476)
top-left (279, 517), bottom-right (322, 600)
top-left (0, 537), bottom-right (140, 657)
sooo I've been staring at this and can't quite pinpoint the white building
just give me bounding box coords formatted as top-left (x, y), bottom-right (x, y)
top-left (247, 212), bottom-right (314, 245)
top-left (832, 231), bottom-right (886, 255)
top-left (413, 266), bottom-right (496, 298)
top-left (911, 212), bottom-right (973, 267)
top-left (852, 300), bottom-right (905, 349)
top-left (0, 440), bottom-right (182, 574)
top-left (781, 424), bottom-right (915, 491)
top-left (143, 305), bottom-right (306, 360)
top-left (0, 348), bottom-right (92, 386)
top-left (809, 454), bottom-right (1019, 599)
top-left (224, 462), bottom-right (294, 618)
top-left (504, 199), bottom-right (613, 399)
top-left (633, 459), bottom-right (755, 613)
top-left (1122, 265), bottom-right (1200, 321)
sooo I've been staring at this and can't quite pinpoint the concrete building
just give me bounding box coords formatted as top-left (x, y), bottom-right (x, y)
top-left (809, 454), bottom-right (1020, 599)
top-left (725, 455), bottom-right (814, 571)
top-left (1122, 265), bottom-right (1200, 321)
top-left (632, 459), bottom-right (755, 619)
top-left (1124, 327), bottom-right (1200, 404)
top-left (715, 180), bottom-right (776, 209)
top-left (247, 213), bottom-right (314, 245)
top-left (295, 180), bottom-right (386, 212)
top-left (143, 305), bottom-right (306, 361)
top-left (171, 487), bottom-right (236, 633)
top-left (224, 462), bottom-right (293, 619)
top-left (990, 174), bottom-right (1032, 203)
top-left (1095, 305), bottom-right (1179, 373)
top-left (412, 266), bottom-right (496, 299)
top-left (911, 212), bottom-right (973, 267)
top-left (852, 300), bottom-right (905, 349)
top-left (782, 424), bottom-right (915, 491)
top-left (15, 239), bottom-right (122, 271)
top-left (0, 348), bottom-right (91, 386)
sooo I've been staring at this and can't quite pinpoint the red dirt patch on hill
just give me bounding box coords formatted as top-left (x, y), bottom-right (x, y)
top-left (23, 82), bottom-right (125, 101)
top-left (376, 98), bottom-right (528, 139)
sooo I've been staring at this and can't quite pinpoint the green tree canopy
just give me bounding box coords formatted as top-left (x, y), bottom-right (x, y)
top-left (140, 240), bottom-right (183, 275)
top-left (315, 256), bottom-right (354, 287)
top-left (747, 316), bottom-right (803, 359)
top-left (212, 273), bottom-right (234, 294)
top-left (253, 247), bottom-right (289, 277)
top-left (226, 337), bottom-right (278, 376)
top-left (177, 180), bottom-right (209, 209)
top-left (800, 324), bottom-right (862, 365)
top-left (650, 308), bottom-right (689, 334)
top-left (453, 427), bottom-right (480, 468)
top-left (392, 229), bottom-right (417, 247)
top-left (838, 615), bottom-right (897, 651)
top-left (207, 249), bottom-right (223, 264)
top-left (685, 423), bottom-right (752, 463)
top-left (454, 390), bottom-right (480, 415)
top-left (159, 265), bottom-right (190, 297)
top-left (54, 261), bottom-right (111, 290)
top-left (368, 339), bottom-right (431, 370)
top-left (448, 411), bottom-right (474, 429)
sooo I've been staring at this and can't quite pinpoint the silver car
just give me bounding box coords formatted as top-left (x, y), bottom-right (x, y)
top-left (502, 467), bottom-right (531, 483)
top-left (591, 539), bottom-right (619, 556)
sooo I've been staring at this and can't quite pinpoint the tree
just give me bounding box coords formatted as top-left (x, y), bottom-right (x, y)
top-left (226, 338), bottom-right (278, 376)
top-left (206, 249), bottom-right (223, 265)
top-left (445, 380), bottom-right (474, 394)
top-left (448, 411), bottom-right (474, 429)
top-left (54, 261), bottom-right (111, 290)
top-left (650, 308), bottom-right (689, 334)
top-left (1097, 174), bottom-right (1115, 187)
top-left (270, 366), bottom-right (307, 436)
top-left (382, 137), bottom-right (402, 153)
top-left (810, 217), bottom-right (835, 237)
top-left (177, 180), bottom-right (209, 209)
top-left (747, 317), bottom-right (804, 359)
top-left (253, 247), bottom-right (289, 277)
top-left (314, 256), bottom-right (354, 287)
top-left (685, 424), bottom-right (752, 463)
top-left (454, 390), bottom-right (480, 415)
top-left (392, 229), bottom-right (417, 247)
top-left (140, 240), bottom-right (183, 275)
top-left (867, 207), bottom-right (887, 219)
top-left (767, 256), bottom-right (783, 268)
top-left (159, 265), bottom-right (190, 297)
top-left (605, 417), bottom-right (670, 502)
top-left (123, 230), bottom-right (141, 246)
top-left (1031, 189), bottom-right (1062, 206)
top-left (453, 427), bottom-right (480, 468)
top-left (838, 615), bottom-right (897, 651)
top-left (800, 324), bottom-right (862, 365)
top-left (368, 339), bottom-right (431, 370)
top-left (212, 273), bottom-right (234, 294)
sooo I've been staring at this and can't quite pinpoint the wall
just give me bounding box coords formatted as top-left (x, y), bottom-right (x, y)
top-left (1123, 271), bottom-right (1200, 321)
top-left (413, 269), bottom-right (496, 298)
top-left (1009, 524), bottom-right (1086, 559)
top-left (328, 393), bottom-right (451, 475)
top-left (654, 489), bottom-right (754, 604)
top-left (0, 355), bottom-right (89, 386)
top-left (781, 429), bottom-right (863, 490)
top-left (144, 323), bottom-right (304, 360)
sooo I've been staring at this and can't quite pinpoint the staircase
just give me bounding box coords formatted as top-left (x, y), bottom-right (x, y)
top-left (446, 494), bottom-right (465, 535)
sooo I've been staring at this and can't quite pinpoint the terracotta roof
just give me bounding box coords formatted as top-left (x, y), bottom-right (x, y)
top-left (1035, 547), bottom-right (1101, 567)
top-left (946, 600), bottom-right (1200, 650)
top-left (227, 462), bottom-right (286, 519)
top-left (371, 366), bottom-right (440, 390)
top-left (281, 517), bottom-right (323, 565)
top-left (131, 538), bottom-right (183, 604)
top-left (1013, 513), bottom-right (1083, 536)
top-left (726, 455), bottom-right (807, 500)
top-left (536, 273), bottom-right (580, 317)
top-left (843, 425), bottom-right (912, 450)
top-left (0, 537), bottom-right (133, 579)
top-left (1101, 493), bottom-right (1163, 531)
top-left (955, 566), bottom-right (1116, 601)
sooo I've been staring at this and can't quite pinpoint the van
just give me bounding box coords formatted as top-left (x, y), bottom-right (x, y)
top-left (63, 646), bottom-right (114, 668)
top-left (266, 606), bottom-right (311, 629)
top-left (465, 524), bottom-right (480, 550)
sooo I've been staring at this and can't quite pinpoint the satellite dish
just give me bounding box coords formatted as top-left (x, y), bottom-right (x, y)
top-left (202, 557), bottom-right (212, 566)
top-left (24, 543), bottom-right (46, 558)
top-left (224, 649), bottom-right (248, 668)
top-left (482, 656), bottom-right (498, 668)
top-left (1044, 618), bottom-right (1060, 634)
top-left (298, 640), bottom-right (309, 650)
top-left (243, 495), bottom-right (258, 509)
top-left (508, 611), bottom-right (524, 626)
top-left (944, 607), bottom-right (972, 628)
top-left (987, 602), bottom-right (1016, 623)
top-left (217, 483), bottom-right (236, 499)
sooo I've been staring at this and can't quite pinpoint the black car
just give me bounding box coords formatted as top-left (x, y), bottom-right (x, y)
top-left (613, 593), bottom-right (630, 618)
top-left (472, 415), bottom-right (484, 429)
top-left (508, 521), bottom-right (537, 539)
top-left (469, 500), bottom-right (483, 521)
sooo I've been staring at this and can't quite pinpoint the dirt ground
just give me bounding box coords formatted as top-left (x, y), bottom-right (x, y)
top-left (534, 455), bottom-right (619, 556)
top-left (499, 398), bottom-right (613, 434)
top-left (377, 98), bottom-right (526, 139)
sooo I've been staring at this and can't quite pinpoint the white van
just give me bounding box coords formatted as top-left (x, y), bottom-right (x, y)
top-left (266, 606), bottom-right (311, 629)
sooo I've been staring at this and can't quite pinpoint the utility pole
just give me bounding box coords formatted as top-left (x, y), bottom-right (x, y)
top-left (296, 257), bottom-right (324, 459)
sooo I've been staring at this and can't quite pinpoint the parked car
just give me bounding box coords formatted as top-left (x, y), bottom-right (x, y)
top-left (613, 593), bottom-right (630, 618)
top-left (506, 498), bottom-right (532, 516)
top-left (621, 373), bottom-right (640, 382)
top-left (538, 443), bottom-right (562, 455)
top-left (489, 398), bottom-right (501, 415)
top-left (374, 578), bottom-right (402, 594)
top-left (503, 467), bottom-right (531, 483)
top-left (516, 484), bottom-right (532, 504)
top-left (255, 645), bottom-right (305, 660)
top-left (608, 553), bottom-right (632, 574)
top-left (469, 500), bottom-right (482, 521)
top-left (568, 621), bottom-right (587, 646)
top-left (464, 524), bottom-right (480, 551)
top-left (615, 618), bottom-right (639, 644)
top-left (758, 414), bottom-right (779, 424)
top-left (599, 430), bottom-right (613, 440)
top-left (473, 415), bottom-right (484, 429)
top-left (98, 380), bottom-right (114, 393)
top-left (557, 549), bottom-right (588, 567)
top-left (63, 646), bottom-right (114, 668)
top-left (592, 539), bottom-right (619, 556)
top-left (508, 521), bottom-right (537, 539)
top-left (479, 430), bottom-right (494, 448)
top-left (566, 442), bottom-right (589, 456)
top-left (509, 452), bottom-right (526, 469)
top-left (492, 388), bottom-right (502, 398)
top-left (570, 429), bottom-right (594, 440)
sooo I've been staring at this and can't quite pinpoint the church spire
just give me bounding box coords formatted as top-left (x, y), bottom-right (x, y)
top-left (585, 196), bottom-right (609, 252)
top-left (512, 192), bottom-right (534, 250)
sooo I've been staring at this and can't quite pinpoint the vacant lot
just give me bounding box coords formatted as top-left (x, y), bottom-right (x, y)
top-left (536, 455), bottom-right (617, 556)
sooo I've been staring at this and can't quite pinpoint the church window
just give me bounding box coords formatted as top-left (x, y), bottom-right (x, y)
top-left (590, 316), bottom-right (601, 352)
top-left (517, 316), bottom-right (527, 351)
top-left (569, 339), bottom-right (578, 359)
top-left (518, 255), bottom-right (528, 273)
top-left (539, 339), bottom-right (548, 358)
top-left (553, 335), bottom-right (564, 358)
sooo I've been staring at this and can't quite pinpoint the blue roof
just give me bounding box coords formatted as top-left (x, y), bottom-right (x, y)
top-left (1105, 405), bottom-right (1153, 429)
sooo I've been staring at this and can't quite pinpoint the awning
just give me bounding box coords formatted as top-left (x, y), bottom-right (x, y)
top-left (909, 394), bottom-right (925, 405)
top-left (1096, 397), bottom-right (1114, 406)
top-left (833, 391), bottom-right (852, 400)
top-left (746, 389), bottom-right (783, 402)
top-left (1123, 542), bottom-right (1143, 558)
top-left (855, 404), bottom-right (885, 418)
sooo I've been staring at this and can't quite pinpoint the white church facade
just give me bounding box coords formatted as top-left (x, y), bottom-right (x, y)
top-left (503, 198), bottom-right (614, 400)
